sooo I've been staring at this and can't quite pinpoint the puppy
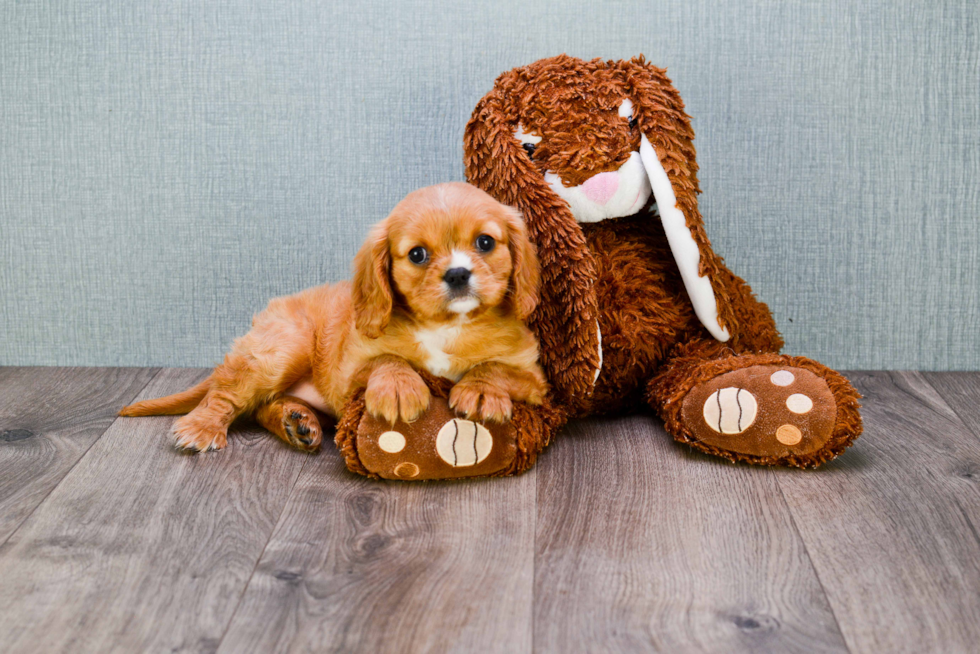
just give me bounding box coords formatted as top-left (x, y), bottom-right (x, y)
top-left (120, 182), bottom-right (548, 453)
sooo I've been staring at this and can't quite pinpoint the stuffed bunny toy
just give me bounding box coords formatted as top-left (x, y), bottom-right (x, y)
top-left (462, 54), bottom-right (862, 468)
top-left (336, 54), bottom-right (861, 478)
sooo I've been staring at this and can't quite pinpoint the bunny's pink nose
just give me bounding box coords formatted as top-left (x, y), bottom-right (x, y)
top-left (580, 172), bottom-right (619, 205)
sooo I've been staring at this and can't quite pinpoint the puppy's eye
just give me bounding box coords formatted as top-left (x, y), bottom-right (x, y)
top-left (522, 142), bottom-right (537, 158)
top-left (475, 234), bottom-right (495, 253)
top-left (628, 115), bottom-right (638, 130)
top-left (408, 246), bottom-right (428, 265)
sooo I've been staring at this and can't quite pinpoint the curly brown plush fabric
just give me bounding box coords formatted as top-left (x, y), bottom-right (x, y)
top-left (464, 55), bottom-right (862, 468)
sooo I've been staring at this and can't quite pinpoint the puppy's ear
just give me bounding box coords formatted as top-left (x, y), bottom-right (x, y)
top-left (501, 205), bottom-right (539, 321)
top-left (351, 221), bottom-right (393, 339)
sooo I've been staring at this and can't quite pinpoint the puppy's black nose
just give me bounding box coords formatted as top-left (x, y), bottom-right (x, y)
top-left (443, 267), bottom-right (471, 289)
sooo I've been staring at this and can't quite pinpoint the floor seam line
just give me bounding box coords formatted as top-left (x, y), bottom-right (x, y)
top-left (530, 465), bottom-right (538, 654)
top-left (213, 454), bottom-right (311, 651)
top-left (0, 367), bottom-right (163, 551)
top-left (917, 372), bottom-right (980, 446)
top-left (772, 468), bottom-right (855, 654)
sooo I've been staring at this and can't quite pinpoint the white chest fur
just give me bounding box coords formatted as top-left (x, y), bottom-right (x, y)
top-left (414, 324), bottom-right (463, 380)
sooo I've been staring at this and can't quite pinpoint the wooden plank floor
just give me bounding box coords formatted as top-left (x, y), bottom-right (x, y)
top-left (0, 368), bottom-right (978, 653)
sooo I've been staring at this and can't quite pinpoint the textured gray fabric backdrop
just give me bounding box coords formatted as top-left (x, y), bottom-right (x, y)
top-left (1, 0), bottom-right (978, 369)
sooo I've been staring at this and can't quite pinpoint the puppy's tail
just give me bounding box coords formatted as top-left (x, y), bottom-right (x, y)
top-left (119, 376), bottom-right (211, 417)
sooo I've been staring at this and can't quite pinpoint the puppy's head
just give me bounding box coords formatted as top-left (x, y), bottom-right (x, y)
top-left (352, 182), bottom-right (538, 338)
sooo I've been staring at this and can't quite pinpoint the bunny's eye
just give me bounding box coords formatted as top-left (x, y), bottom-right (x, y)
top-left (515, 124), bottom-right (542, 161)
top-left (619, 99), bottom-right (637, 130)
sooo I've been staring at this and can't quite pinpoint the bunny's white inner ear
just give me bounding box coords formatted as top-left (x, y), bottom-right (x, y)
top-left (594, 320), bottom-right (603, 383)
top-left (639, 134), bottom-right (730, 342)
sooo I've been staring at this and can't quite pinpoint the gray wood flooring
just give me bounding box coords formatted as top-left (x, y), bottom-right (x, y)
top-left (0, 368), bottom-right (977, 653)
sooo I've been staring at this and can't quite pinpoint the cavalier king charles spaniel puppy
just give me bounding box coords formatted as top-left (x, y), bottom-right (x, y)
top-left (120, 182), bottom-right (547, 452)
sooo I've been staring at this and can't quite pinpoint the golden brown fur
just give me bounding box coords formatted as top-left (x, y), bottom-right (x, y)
top-left (120, 182), bottom-right (547, 452)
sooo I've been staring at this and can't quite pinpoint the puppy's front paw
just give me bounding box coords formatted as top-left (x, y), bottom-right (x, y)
top-left (365, 369), bottom-right (431, 424)
top-left (172, 414), bottom-right (228, 452)
top-left (449, 381), bottom-right (513, 423)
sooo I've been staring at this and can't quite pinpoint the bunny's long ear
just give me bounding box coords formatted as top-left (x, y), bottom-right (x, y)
top-left (620, 57), bottom-right (733, 342)
top-left (465, 79), bottom-right (601, 406)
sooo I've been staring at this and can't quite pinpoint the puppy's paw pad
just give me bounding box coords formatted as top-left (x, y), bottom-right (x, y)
top-left (281, 404), bottom-right (321, 452)
top-left (435, 419), bottom-right (493, 467)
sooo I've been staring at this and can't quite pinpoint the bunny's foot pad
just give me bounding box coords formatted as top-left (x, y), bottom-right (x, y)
top-left (356, 399), bottom-right (517, 480)
top-left (335, 372), bottom-right (565, 480)
top-left (679, 360), bottom-right (861, 468)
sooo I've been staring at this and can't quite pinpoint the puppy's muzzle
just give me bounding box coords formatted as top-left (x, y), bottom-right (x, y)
top-left (443, 267), bottom-right (471, 291)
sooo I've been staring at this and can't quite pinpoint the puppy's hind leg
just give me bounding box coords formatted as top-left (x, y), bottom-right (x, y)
top-left (254, 396), bottom-right (323, 453)
top-left (173, 294), bottom-right (317, 452)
